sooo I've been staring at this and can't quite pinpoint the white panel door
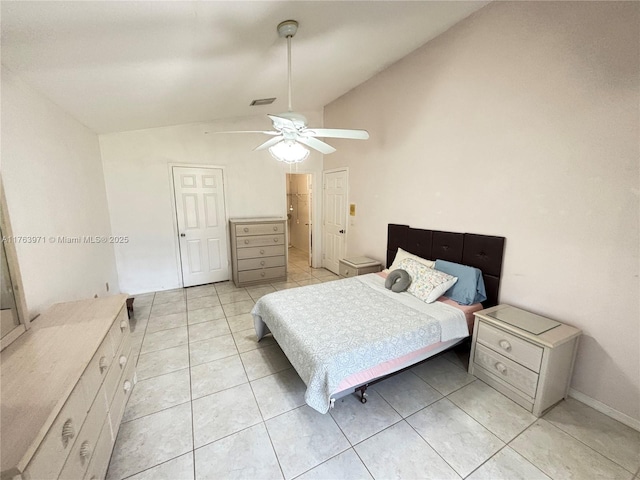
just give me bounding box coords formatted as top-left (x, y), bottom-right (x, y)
top-left (322, 169), bottom-right (348, 274)
top-left (172, 167), bottom-right (229, 287)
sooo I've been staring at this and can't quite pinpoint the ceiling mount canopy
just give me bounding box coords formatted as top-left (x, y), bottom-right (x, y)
top-left (218, 19), bottom-right (370, 164)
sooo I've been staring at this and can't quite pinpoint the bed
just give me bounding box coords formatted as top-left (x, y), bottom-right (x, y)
top-left (252, 224), bottom-right (505, 413)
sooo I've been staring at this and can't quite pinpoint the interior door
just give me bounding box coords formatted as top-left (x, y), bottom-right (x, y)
top-left (172, 167), bottom-right (229, 287)
top-left (322, 169), bottom-right (348, 274)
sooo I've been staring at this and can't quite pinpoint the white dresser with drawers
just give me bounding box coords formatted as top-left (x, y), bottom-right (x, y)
top-left (469, 304), bottom-right (581, 417)
top-left (1, 294), bottom-right (136, 480)
top-left (229, 218), bottom-right (287, 287)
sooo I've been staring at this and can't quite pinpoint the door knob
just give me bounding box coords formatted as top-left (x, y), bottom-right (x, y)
top-left (339, 229), bottom-right (345, 234)
top-left (180, 233), bottom-right (186, 237)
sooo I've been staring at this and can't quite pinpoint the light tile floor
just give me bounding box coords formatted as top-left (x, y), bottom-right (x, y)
top-left (108, 248), bottom-right (640, 480)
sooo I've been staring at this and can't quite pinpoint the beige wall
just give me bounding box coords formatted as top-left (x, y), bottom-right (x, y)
top-left (1, 67), bottom-right (119, 317)
top-left (325, 2), bottom-right (639, 422)
top-left (99, 112), bottom-right (324, 294)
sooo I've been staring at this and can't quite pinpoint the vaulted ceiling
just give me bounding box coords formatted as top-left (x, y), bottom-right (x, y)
top-left (1, 1), bottom-right (488, 133)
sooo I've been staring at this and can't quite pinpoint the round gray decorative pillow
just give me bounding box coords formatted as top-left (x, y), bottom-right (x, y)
top-left (385, 269), bottom-right (412, 293)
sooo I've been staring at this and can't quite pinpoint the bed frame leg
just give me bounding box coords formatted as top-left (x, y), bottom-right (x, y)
top-left (356, 385), bottom-right (368, 404)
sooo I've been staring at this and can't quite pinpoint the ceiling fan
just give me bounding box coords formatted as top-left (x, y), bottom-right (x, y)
top-left (220, 20), bottom-right (369, 163)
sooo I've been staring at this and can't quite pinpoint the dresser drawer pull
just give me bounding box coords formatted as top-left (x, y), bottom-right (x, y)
top-left (123, 380), bottom-right (132, 393)
top-left (495, 362), bottom-right (508, 375)
top-left (260, 249), bottom-right (265, 254)
top-left (273, 237), bottom-right (279, 243)
top-left (120, 320), bottom-right (127, 332)
top-left (244, 239), bottom-right (250, 244)
top-left (61, 419), bottom-right (75, 447)
top-left (244, 227), bottom-right (249, 232)
top-left (260, 272), bottom-right (266, 277)
top-left (273, 226), bottom-right (278, 231)
top-left (119, 355), bottom-right (128, 368)
top-left (99, 356), bottom-right (108, 373)
top-left (260, 260), bottom-right (265, 266)
top-left (79, 440), bottom-right (92, 463)
top-left (498, 340), bottom-right (512, 352)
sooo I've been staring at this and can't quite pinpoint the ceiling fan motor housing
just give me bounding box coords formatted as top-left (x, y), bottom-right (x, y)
top-left (277, 20), bottom-right (299, 38)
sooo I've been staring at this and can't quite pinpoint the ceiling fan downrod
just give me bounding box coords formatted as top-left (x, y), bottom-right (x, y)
top-left (277, 20), bottom-right (298, 113)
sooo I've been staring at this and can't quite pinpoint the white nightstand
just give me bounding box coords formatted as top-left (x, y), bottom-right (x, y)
top-left (339, 257), bottom-right (382, 278)
top-left (469, 304), bottom-right (581, 417)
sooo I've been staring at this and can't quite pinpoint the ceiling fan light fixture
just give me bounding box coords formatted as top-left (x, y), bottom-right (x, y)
top-left (269, 140), bottom-right (309, 164)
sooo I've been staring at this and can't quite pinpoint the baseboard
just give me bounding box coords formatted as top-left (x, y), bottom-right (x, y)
top-left (569, 388), bottom-right (640, 432)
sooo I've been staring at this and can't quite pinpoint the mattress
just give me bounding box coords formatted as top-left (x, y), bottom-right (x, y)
top-left (252, 273), bottom-right (472, 413)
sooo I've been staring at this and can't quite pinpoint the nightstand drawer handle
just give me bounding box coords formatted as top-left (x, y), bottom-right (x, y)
top-left (498, 340), bottom-right (512, 351)
top-left (273, 226), bottom-right (278, 231)
top-left (273, 237), bottom-right (279, 243)
top-left (244, 227), bottom-right (249, 232)
top-left (260, 260), bottom-right (265, 266)
top-left (260, 249), bottom-right (265, 254)
top-left (495, 362), bottom-right (507, 375)
top-left (244, 239), bottom-right (249, 244)
top-left (260, 272), bottom-right (266, 277)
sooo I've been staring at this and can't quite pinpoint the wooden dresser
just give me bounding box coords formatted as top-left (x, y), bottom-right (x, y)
top-left (229, 218), bottom-right (287, 287)
top-left (469, 304), bottom-right (581, 417)
top-left (1, 294), bottom-right (136, 480)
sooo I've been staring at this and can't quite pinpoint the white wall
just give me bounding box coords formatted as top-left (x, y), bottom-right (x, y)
top-left (1, 67), bottom-right (119, 317)
top-left (324, 2), bottom-right (639, 422)
top-left (99, 112), bottom-right (324, 294)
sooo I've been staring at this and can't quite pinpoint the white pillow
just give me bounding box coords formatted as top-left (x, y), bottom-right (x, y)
top-left (396, 258), bottom-right (457, 303)
top-left (389, 247), bottom-right (435, 271)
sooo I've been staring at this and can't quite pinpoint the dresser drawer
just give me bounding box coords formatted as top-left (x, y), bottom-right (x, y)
top-left (24, 382), bottom-right (89, 480)
top-left (238, 256), bottom-right (286, 271)
top-left (474, 344), bottom-right (539, 398)
top-left (81, 337), bottom-right (114, 409)
top-left (238, 266), bottom-right (286, 284)
top-left (109, 356), bottom-right (136, 435)
top-left (104, 334), bottom-right (132, 405)
top-left (477, 322), bottom-right (543, 372)
top-left (59, 386), bottom-right (109, 480)
top-left (237, 234), bottom-right (285, 248)
top-left (236, 245), bottom-right (285, 260)
top-left (83, 418), bottom-right (113, 480)
top-left (108, 307), bottom-right (130, 354)
top-left (235, 223), bottom-right (285, 236)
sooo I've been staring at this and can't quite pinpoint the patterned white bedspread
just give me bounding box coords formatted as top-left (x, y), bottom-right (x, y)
top-left (251, 274), bottom-right (468, 413)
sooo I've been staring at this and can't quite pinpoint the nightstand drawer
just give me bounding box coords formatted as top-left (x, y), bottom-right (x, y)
top-left (339, 260), bottom-right (381, 278)
top-left (474, 343), bottom-right (539, 398)
top-left (238, 255), bottom-right (286, 271)
top-left (477, 322), bottom-right (543, 372)
top-left (236, 223), bottom-right (285, 236)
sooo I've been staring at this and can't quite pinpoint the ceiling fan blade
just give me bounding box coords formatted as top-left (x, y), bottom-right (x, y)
top-left (268, 114), bottom-right (298, 129)
top-left (297, 136), bottom-right (336, 154)
top-left (216, 130), bottom-right (280, 135)
top-left (254, 136), bottom-right (284, 151)
top-left (304, 128), bottom-right (370, 140)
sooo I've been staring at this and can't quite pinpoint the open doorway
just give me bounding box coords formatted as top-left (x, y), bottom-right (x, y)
top-left (286, 173), bottom-right (313, 266)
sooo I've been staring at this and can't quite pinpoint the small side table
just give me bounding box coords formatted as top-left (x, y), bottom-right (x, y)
top-left (339, 256), bottom-right (382, 278)
top-left (469, 304), bottom-right (581, 417)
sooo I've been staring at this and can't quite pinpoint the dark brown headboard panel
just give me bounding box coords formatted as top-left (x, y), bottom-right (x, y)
top-left (386, 224), bottom-right (505, 308)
